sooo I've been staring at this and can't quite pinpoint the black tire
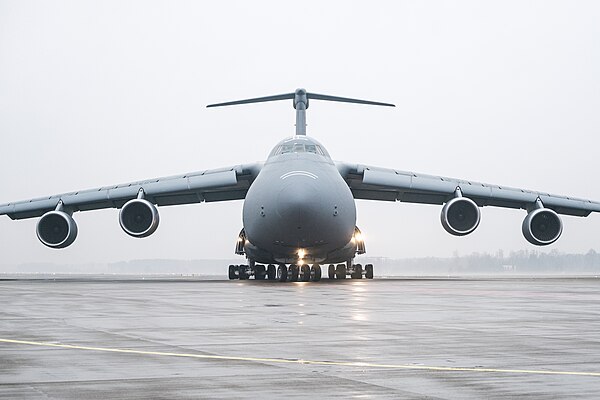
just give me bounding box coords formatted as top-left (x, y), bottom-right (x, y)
top-left (255, 264), bottom-right (266, 280)
top-left (328, 264), bottom-right (335, 279)
top-left (228, 265), bottom-right (237, 280)
top-left (239, 265), bottom-right (249, 280)
top-left (277, 264), bottom-right (288, 282)
top-left (289, 264), bottom-right (299, 282)
top-left (267, 264), bottom-right (276, 280)
top-left (335, 264), bottom-right (346, 279)
top-left (353, 264), bottom-right (363, 279)
top-left (365, 264), bottom-right (374, 279)
top-left (311, 264), bottom-right (322, 282)
top-left (301, 265), bottom-right (311, 282)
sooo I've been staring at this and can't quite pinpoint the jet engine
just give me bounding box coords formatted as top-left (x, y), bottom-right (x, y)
top-left (441, 196), bottom-right (481, 236)
top-left (522, 207), bottom-right (562, 246)
top-left (119, 198), bottom-right (159, 238)
top-left (36, 211), bottom-right (78, 248)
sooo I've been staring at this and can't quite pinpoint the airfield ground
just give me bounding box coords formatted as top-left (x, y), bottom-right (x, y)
top-left (1, 276), bottom-right (600, 399)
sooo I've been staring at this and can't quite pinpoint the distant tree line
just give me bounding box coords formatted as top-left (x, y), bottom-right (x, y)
top-left (363, 249), bottom-right (600, 275)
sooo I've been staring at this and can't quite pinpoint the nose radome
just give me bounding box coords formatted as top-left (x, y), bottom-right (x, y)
top-left (276, 180), bottom-right (322, 230)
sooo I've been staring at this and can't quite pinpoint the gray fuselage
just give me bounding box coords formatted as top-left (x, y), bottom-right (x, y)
top-left (242, 136), bottom-right (357, 264)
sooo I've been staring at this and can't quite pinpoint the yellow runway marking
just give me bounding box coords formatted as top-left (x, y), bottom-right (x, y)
top-left (1, 338), bottom-right (599, 378)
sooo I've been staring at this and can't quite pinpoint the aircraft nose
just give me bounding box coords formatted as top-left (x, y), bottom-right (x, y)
top-left (276, 180), bottom-right (321, 230)
top-left (242, 170), bottom-right (357, 253)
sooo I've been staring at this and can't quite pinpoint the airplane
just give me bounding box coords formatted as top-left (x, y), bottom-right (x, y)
top-left (1, 88), bottom-right (599, 282)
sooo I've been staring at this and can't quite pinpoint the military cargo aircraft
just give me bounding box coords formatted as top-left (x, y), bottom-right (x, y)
top-left (1, 89), bottom-right (599, 282)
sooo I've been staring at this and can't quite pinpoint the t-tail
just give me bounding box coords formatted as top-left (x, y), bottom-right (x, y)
top-left (207, 88), bottom-right (395, 136)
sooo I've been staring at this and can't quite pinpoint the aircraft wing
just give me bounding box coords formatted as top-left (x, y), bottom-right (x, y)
top-left (0, 163), bottom-right (262, 220)
top-left (336, 162), bottom-right (600, 217)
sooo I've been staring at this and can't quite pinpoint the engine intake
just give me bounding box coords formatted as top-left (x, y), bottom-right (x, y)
top-left (441, 197), bottom-right (481, 236)
top-left (36, 211), bottom-right (78, 248)
top-left (119, 198), bottom-right (159, 238)
top-left (522, 208), bottom-right (562, 246)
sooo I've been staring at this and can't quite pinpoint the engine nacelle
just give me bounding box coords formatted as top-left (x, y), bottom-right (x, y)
top-left (119, 198), bottom-right (159, 238)
top-left (36, 211), bottom-right (78, 248)
top-left (441, 197), bottom-right (481, 236)
top-left (522, 208), bottom-right (562, 246)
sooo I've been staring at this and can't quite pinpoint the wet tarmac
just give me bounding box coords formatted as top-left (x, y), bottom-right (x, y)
top-left (1, 276), bottom-right (600, 399)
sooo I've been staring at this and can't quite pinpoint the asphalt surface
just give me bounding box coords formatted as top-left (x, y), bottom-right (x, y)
top-left (1, 276), bottom-right (600, 399)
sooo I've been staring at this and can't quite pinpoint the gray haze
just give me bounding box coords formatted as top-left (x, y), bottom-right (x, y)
top-left (1, 1), bottom-right (599, 267)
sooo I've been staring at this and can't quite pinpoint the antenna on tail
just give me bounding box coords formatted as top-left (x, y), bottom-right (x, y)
top-left (207, 88), bottom-right (395, 136)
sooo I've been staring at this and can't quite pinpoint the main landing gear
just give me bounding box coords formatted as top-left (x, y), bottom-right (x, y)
top-left (327, 262), bottom-right (374, 280)
top-left (229, 263), bottom-right (322, 282)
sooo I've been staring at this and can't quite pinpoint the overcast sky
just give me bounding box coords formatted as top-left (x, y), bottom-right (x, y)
top-left (1, 1), bottom-right (599, 266)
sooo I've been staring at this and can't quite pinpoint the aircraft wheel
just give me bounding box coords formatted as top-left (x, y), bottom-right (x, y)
top-left (239, 265), bottom-right (249, 280)
top-left (353, 264), bottom-right (363, 279)
top-left (311, 264), bottom-right (322, 282)
top-left (255, 264), bottom-right (266, 280)
top-left (277, 264), bottom-right (288, 282)
top-left (328, 264), bottom-right (335, 279)
top-left (335, 264), bottom-right (346, 279)
top-left (228, 265), bottom-right (237, 280)
top-left (289, 264), bottom-right (299, 282)
top-left (300, 265), bottom-right (310, 282)
top-left (267, 264), bottom-right (276, 280)
top-left (365, 264), bottom-right (374, 279)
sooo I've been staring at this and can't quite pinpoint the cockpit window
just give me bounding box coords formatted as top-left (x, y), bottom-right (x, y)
top-left (280, 144), bottom-right (294, 154)
top-left (276, 143), bottom-right (325, 155)
top-left (269, 141), bottom-right (330, 158)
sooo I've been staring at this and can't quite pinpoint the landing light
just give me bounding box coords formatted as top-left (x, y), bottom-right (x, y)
top-left (297, 249), bottom-right (306, 258)
top-left (352, 233), bottom-right (365, 242)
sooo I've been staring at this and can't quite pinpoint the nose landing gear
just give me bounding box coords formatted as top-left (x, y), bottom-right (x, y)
top-left (311, 264), bottom-right (322, 281)
top-left (300, 265), bottom-right (311, 282)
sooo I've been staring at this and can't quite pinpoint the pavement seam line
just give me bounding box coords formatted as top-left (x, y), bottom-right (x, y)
top-left (1, 338), bottom-right (599, 378)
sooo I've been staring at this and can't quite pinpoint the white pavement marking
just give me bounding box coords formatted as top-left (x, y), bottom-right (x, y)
top-left (1, 338), bottom-right (600, 378)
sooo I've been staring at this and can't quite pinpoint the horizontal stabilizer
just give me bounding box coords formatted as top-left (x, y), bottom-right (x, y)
top-left (207, 88), bottom-right (395, 109)
top-left (207, 93), bottom-right (295, 108)
top-left (309, 93), bottom-right (395, 107)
